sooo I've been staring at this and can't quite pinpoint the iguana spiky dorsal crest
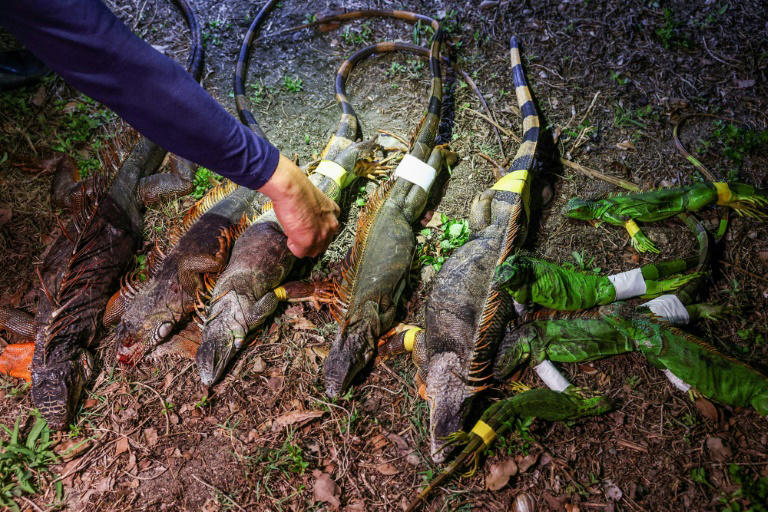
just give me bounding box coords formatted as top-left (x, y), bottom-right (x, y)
top-left (180, 179), bottom-right (239, 233)
top-left (465, 36), bottom-right (540, 394)
top-left (331, 177), bottom-right (398, 320)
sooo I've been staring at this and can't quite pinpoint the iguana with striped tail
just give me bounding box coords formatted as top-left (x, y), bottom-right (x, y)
top-left (493, 297), bottom-right (767, 416)
top-left (196, 6), bottom-right (389, 386)
top-left (405, 387), bottom-right (613, 512)
top-left (378, 36), bottom-right (540, 463)
top-left (322, 27), bottom-right (452, 398)
top-left (0, 0), bottom-right (204, 429)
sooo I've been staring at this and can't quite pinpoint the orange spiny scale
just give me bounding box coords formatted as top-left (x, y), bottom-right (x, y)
top-left (36, 267), bottom-right (58, 307)
top-left (261, 200), bottom-right (274, 213)
top-left (335, 177), bottom-right (397, 309)
top-left (54, 214), bottom-right (76, 243)
top-left (182, 179), bottom-right (239, 232)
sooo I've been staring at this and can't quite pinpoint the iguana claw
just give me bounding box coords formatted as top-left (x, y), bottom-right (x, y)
top-left (631, 231), bottom-right (660, 254)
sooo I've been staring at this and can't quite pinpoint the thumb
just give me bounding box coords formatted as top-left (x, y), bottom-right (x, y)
top-left (286, 238), bottom-right (307, 258)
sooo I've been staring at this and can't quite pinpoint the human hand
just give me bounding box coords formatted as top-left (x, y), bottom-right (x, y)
top-left (259, 154), bottom-right (340, 258)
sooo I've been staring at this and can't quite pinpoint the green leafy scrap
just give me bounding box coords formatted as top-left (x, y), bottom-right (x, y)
top-left (192, 167), bottom-right (223, 200)
top-left (417, 214), bottom-right (470, 272)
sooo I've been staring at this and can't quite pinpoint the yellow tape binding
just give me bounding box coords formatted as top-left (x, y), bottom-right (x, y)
top-left (314, 159), bottom-right (352, 188)
top-left (713, 182), bottom-right (732, 205)
top-left (470, 420), bottom-right (497, 446)
top-left (403, 327), bottom-right (422, 352)
top-left (273, 286), bottom-right (288, 302)
top-left (491, 170), bottom-right (531, 219)
top-left (624, 219), bottom-right (640, 238)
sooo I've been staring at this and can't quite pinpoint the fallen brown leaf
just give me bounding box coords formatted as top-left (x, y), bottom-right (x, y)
top-left (115, 437), bottom-right (130, 456)
top-left (271, 410), bottom-right (324, 432)
top-left (486, 457), bottom-right (518, 491)
top-left (313, 470), bottom-right (341, 510)
top-left (143, 427), bottom-right (158, 447)
top-left (515, 453), bottom-right (539, 473)
top-left (291, 316), bottom-right (317, 330)
top-left (706, 436), bottom-right (731, 461)
top-left (375, 462), bottom-right (400, 476)
top-left (694, 397), bottom-right (719, 422)
top-left (0, 208), bottom-right (11, 228)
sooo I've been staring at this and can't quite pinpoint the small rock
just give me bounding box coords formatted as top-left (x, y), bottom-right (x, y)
top-left (252, 356), bottom-right (266, 373)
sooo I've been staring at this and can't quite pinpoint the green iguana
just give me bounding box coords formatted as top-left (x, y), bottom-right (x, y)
top-left (196, 10), bottom-right (388, 386)
top-left (323, 27), bottom-right (452, 398)
top-left (493, 297), bottom-right (767, 416)
top-left (377, 35), bottom-right (540, 462)
top-left (563, 181), bottom-right (766, 253)
top-left (405, 387), bottom-right (613, 511)
top-left (0, 0), bottom-right (204, 429)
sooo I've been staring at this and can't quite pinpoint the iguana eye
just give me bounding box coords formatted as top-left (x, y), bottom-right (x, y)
top-left (157, 322), bottom-right (173, 340)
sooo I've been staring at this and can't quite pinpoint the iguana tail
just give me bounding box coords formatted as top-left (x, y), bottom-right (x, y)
top-left (233, 0), bottom-right (280, 137)
top-left (406, 388), bottom-right (612, 511)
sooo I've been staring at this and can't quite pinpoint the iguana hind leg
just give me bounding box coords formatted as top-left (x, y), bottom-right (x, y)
top-left (138, 156), bottom-right (196, 206)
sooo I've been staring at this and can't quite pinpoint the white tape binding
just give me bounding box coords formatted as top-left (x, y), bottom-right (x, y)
top-left (608, 268), bottom-right (646, 300)
top-left (534, 360), bottom-right (571, 392)
top-left (513, 299), bottom-right (526, 315)
top-left (663, 369), bottom-right (691, 392)
top-left (641, 294), bottom-right (690, 325)
top-left (393, 154), bottom-right (437, 192)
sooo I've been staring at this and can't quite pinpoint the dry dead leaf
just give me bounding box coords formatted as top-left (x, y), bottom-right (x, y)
top-left (486, 457), bottom-right (518, 491)
top-left (144, 427), bottom-right (158, 447)
top-left (291, 316), bottom-right (317, 330)
top-left (271, 410), bottom-right (324, 432)
top-left (344, 500), bottom-right (366, 512)
top-left (55, 438), bottom-right (91, 461)
top-left (564, 504), bottom-right (580, 512)
top-left (515, 453), bottom-right (539, 473)
top-left (0, 208), bottom-right (11, 228)
top-left (616, 140), bottom-right (636, 151)
top-left (694, 397), bottom-right (719, 422)
top-left (115, 437), bottom-right (129, 456)
top-left (375, 462), bottom-right (400, 476)
top-left (252, 356), bottom-right (266, 373)
top-left (313, 470), bottom-right (341, 510)
top-left (706, 436), bottom-right (731, 461)
top-left (425, 212), bottom-right (444, 229)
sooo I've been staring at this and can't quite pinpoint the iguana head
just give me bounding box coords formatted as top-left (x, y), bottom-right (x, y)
top-left (324, 301), bottom-right (380, 398)
top-left (31, 350), bottom-right (93, 430)
top-left (115, 308), bottom-right (178, 364)
top-left (197, 291), bottom-right (249, 386)
top-left (493, 253), bottom-right (531, 293)
top-left (562, 197), bottom-right (595, 220)
top-left (424, 352), bottom-right (472, 463)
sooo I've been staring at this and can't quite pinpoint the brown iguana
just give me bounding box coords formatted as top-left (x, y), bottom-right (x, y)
top-left (378, 36), bottom-right (540, 461)
top-left (0, 0), bottom-right (204, 430)
top-left (196, 27), bottom-right (404, 385)
top-left (323, 28), bottom-right (454, 397)
top-left (109, 183), bottom-right (265, 364)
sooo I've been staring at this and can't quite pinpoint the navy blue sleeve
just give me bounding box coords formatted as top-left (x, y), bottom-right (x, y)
top-left (0, 0), bottom-right (280, 190)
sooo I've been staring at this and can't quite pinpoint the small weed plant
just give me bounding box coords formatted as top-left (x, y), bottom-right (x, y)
top-left (417, 214), bottom-right (470, 271)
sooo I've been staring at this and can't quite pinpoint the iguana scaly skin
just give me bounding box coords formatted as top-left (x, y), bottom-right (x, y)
top-left (395, 36), bottom-right (540, 462)
top-left (196, 19), bottom-right (387, 385)
top-left (111, 183), bottom-right (263, 364)
top-left (323, 28), bottom-right (449, 398)
top-left (494, 300), bottom-right (767, 416)
top-left (493, 254), bottom-right (703, 310)
top-left (405, 388), bottom-right (613, 512)
top-left (563, 181), bottom-right (766, 253)
top-left (0, 0), bottom-right (204, 430)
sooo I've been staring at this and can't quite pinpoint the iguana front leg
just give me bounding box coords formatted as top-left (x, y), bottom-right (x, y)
top-left (600, 211), bottom-right (660, 254)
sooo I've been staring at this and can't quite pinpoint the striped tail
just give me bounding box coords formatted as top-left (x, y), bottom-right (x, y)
top-left (409, 26), bottom-right (444, 160)
top-left (506, 36), bottom-right (539, 178)
top-left (171, 0), bottom-right (204, 81)
top-left (233, 0), bottom-right (280, 138)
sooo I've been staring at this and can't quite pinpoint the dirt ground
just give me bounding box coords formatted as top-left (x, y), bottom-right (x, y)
top-left (0, 0), bottom-right (767, 511)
